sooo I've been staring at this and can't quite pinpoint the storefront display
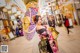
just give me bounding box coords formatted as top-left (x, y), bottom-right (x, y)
top-left (15, 16), bottom-right (24, 36)
top-left (0, 0), bottom-right (27, 43)
top-left (10, 15), bottom-right (15, 20)
top-left (56, 14), bottom-right (62, 26)
top-left (3, 20), bottom-right (9, 27)
top-left (0, 20), bottom-right (4, 30)
top-left (77, 10), bottom-right (80, 25)
top-left (0, 5), bottom-right (24, 40)
top-left (13, 20), bottom-right (17, 25)
top-left (8, 32), bottom-right (15, 39)
top-left (0, 10), bottom-right (11, 43)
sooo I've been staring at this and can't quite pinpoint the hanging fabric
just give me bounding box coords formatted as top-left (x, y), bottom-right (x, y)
top-left (25, 7), bottom-right (38, 40)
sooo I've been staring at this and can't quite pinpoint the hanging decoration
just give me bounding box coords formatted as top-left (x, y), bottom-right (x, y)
top-left (24, 1), bottom-right (38, 40)
top-left (26, 7), bottom-right (38, 17)
top-left (25, 7), bottom-right (38, 40)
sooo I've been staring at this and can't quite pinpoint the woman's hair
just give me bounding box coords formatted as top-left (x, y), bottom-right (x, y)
top-left (33, 15), bottom-right (41, 24)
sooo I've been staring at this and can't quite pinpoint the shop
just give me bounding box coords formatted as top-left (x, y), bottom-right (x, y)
top-left (74, 0), bottom-right (80, 25)
top-left (58, 1), bottom-right (75, 27)
top-left (63, 4), bottom-right (74, 27)
top-left (52, 4), bottom-right (63, 27)
top-left (0, 0), bottom-right (26, 44)
top-left (58, 0), bottom-right (80, 26)
top-left (77, 9), bottom-right (80, 25)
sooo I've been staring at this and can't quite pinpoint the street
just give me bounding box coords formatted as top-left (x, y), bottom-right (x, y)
top-left (7, 26), bottom-right (80, 53)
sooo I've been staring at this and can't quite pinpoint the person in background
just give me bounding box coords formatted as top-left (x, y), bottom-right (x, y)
top-left (47, 15), bottom-right (55, 28)
top-left (64, 16), bottom-right (70, 34)
top-left (47, 15), bottom-right (59, 52)
top-left (16, 26), bottom-right (20, 37)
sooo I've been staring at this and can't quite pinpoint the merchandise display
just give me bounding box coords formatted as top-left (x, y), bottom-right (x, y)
top-left (16, 17), bottom-right (24, 36)
top-left (0, 3), bottom-right (25, 41)
top-left (0, 20), bottom-right (4, 30)
top-left (8, 32), bottom-right (15, 39)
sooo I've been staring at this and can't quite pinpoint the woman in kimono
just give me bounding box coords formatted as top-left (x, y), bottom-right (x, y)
top-left (33, 15), bottom-right (55, 53)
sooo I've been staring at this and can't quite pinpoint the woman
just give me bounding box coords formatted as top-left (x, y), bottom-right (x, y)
top-left (33, 15), bottom-right (53, 53)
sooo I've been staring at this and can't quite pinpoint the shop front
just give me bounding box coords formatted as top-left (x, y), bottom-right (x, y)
top-left (75, 0), bottom-right (80, 25)
top-left (57, 0), bottom-right (80, 27)
top-left (60, 3), bottom-right (76, 27)
top-left (0, 0), bottom-right (26, 44)
top-left (77, 9), bottom-right (80, 25)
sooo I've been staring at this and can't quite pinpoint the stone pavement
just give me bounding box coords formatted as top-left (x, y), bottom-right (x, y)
top-left (4, 26), bottom-right (80, 53)
top-left (56, 26), bottom-right (80, 53)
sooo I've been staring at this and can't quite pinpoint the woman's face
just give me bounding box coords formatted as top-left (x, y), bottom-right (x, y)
top-left (37, 17), bottom-right (42, 25)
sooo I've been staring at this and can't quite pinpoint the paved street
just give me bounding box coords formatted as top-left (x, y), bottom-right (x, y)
top-left (56, 26), bottom-right (80, 53)
top-left (7, 26), bottom-right (80, 53)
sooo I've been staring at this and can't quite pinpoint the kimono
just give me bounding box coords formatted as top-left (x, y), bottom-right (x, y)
top-left (37, 27), bottom-right (58, 53)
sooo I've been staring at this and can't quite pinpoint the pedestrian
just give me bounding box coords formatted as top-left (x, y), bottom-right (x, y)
top-left (47, 15), bottom-right (55, 28)
top-left (64, 16), bottom-right (70, 34)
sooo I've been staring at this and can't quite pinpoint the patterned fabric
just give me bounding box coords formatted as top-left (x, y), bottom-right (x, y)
top-left (26, 24), bottom-right (36, 40)
top-left (48, 27), bottom-right (59, 40)
top-left (38, 38), bottom-right (47, 52)
top-left (25, 7), bottom-right (38, 40)
top-left (26, 7), bottom-right (38, 17)
top-left (25, 9), bottom-right (30, 17)
top-left (30, 7), bottom-right (38, 17)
